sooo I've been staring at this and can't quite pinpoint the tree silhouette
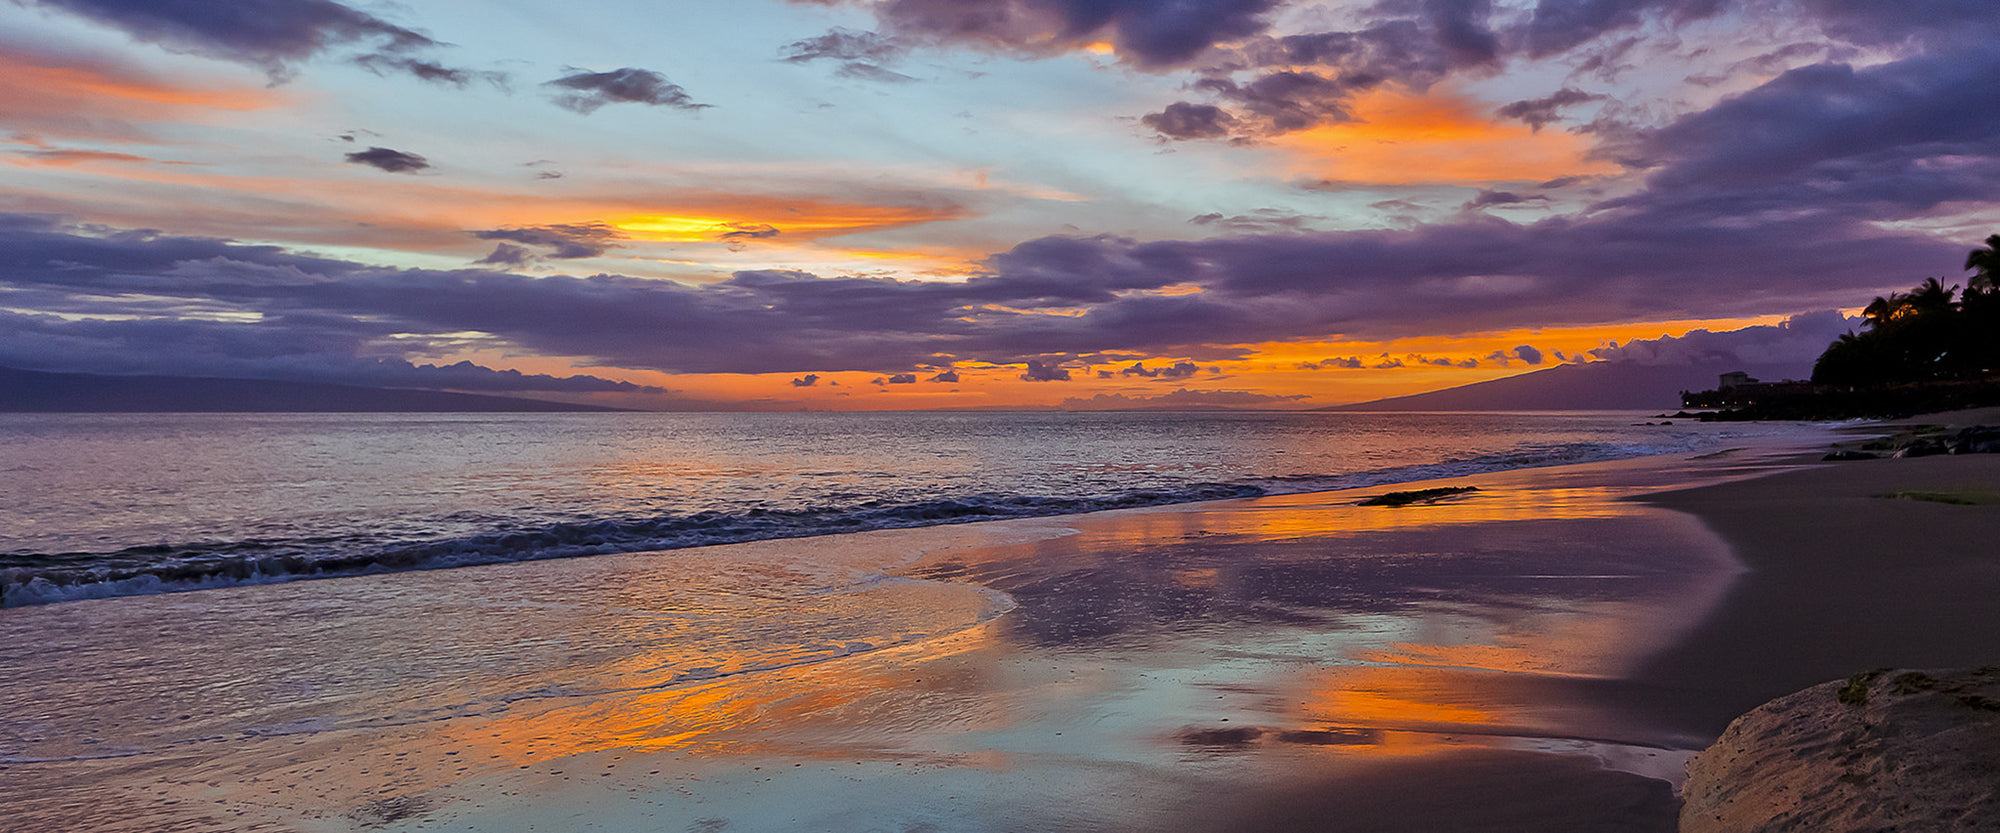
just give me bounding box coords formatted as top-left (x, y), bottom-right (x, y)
top-left (1910, 277), bottom-right (1957, 313)
top-left (1813, 235), bottom-right (2000, 385)
top-left (1862, 292), bottom-right (1908, 327)
top-left (1967, 234), bottom-right (2000, 293)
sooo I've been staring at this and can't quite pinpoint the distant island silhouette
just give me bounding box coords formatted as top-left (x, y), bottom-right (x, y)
top-left (0, 366), bottom-right (623, 412)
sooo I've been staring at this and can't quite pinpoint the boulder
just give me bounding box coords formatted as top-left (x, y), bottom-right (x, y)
top-left (1681, 667), bottom-right (2000, 832)
top-left (1893, 438), bottom-right (1952, 457)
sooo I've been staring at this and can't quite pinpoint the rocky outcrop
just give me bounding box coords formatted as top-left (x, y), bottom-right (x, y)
top-left (1681, 667), bottom-right (2000, 832)
top-left (1822, 424), bottom-right (2000, 461)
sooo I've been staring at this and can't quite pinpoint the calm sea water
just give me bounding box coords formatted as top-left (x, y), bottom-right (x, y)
top-left (1, 410), bottom-right (1845, 831)
top-left (0, 411), bottom-right (1812, 606)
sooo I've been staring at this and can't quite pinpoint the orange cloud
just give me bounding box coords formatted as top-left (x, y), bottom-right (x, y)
top-left (0, 159), bottom-right (971, 260)
top-left (1274, 88), bottom-right (1617, 186)
top-left (4, 146), bottom-right (178, 167)
top-left (602, 197), bottom-right (967, 245)
top-left (0, 50), bottom-right (280, 143)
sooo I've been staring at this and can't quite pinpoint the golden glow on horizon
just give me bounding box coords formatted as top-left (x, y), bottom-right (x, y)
top-left (1276, 88), bottom-right (1617, 185)
top-left (411, 310), bottom-right (1803, 412)
top-left (613, 214), bottom-right (737, 240)
top-left (612, 204), bottom-right (961, 244)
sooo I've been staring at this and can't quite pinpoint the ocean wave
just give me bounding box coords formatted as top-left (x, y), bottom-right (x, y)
top-left (0, 438), bottom-right (1695, 608)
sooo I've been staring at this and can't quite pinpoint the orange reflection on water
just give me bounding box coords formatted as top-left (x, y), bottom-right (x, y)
top-left (1355, 642), bottom-right (1556, 675)
top-left (1090, 483), bottom-right (1632, 548)
top-left (431, 618), bottom-right (1011, 771)
top-left (181, 617), bottom-right (1019, 825)
top-left (1277, 662), bottom-right (1597, 758)
top-left (1300, 665), bottom-right (1501, 730)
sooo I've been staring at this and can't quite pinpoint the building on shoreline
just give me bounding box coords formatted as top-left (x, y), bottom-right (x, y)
top-left (1682, 372), bottom-right (1818, 409)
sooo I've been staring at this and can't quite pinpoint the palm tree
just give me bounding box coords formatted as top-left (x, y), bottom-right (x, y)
top-left (1862, 292), bottom-right (1915, 328)
top-left (1818, 234), bottom-right (2000, 384)
top-left (1960, 235), bottom-right (2000, 373)
top-left (1909, 276), bottom-right (1957, 314)
top-left (1967, 234), bottom-right (2000, 293)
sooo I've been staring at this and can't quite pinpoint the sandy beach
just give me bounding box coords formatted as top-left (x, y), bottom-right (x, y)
top-left (1636, 452), bottom-right (2000, 733)
top-left (5, 423), bottom-right (1998, 832)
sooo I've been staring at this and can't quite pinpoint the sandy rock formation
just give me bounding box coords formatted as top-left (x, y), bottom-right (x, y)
top-left (1681, 667), bottom-right (2000, 832)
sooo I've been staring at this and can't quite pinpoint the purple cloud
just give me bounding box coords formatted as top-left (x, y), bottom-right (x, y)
top-left (802, 0), bottom-right (1281, 68)
top-left (476, 243), bottom-right (535, 266)
top-left (781, 28), bottom-right (917, 82)
top-left (0, 306), bottom-right (655, 393)
top-left (343, 146), bottom-right (429, 173)
top-left (1189, 209), bottom-right (1318, 233)
top-left (353, 54), bottom-right (506, 88)
top-left (1020, 360), bottom-right (1073, 381)
top-left (1496, 87), bottom-right (1604, 131)
top-left (1142, 102), bottom-right (1236, 140)
top-left (1120, 360), bottom-right (1201, 378)
top-left (1592, 311), bottom-right (1859, 366)
top-left (1184, 70), bottom-right (1356, 134)
top-left (1146, 1), bottom-right (1502, 140)
top-left (474, 224), bottom-right (623, 259)
top-left (34, 0), bottom-right (489, 84)
top-left (1517, 0), bottom-right (1726, 58)
top-left (1464, 190), bottom-right (1552, 209)
top-left (544, 68), bottom-right (707, 115)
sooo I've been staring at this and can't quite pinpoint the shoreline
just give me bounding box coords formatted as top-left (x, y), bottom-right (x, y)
top-left (2, 411), bottom-right (1821, 610)
top-left (7, 417), bottom-right (1996, 831)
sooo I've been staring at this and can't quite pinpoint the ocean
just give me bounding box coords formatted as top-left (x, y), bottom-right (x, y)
top-left (0, 410), bottom-right (1811, 608)
top-left (2, 409), bottom-right (1857, 831)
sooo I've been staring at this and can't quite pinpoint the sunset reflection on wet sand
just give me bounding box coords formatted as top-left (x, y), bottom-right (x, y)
top-left (0, 452), bottom-right (1800, 832)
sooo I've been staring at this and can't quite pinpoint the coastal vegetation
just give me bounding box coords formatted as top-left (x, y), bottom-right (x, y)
top-left (1690, 235), bottom-right (2000, 419)
top-left (1812, 234), bottom-right (2000, 386)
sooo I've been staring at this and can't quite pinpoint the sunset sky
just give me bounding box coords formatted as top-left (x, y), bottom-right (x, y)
top-left (2, 0), bottom-right (1994, 409)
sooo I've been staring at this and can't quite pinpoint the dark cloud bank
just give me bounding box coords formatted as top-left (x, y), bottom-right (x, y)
top-left (789, 0), bottom-right (2000, 149)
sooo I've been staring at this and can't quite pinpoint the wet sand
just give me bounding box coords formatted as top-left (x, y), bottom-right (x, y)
top-left (1635, 453), bottom-right (2000, 734)
top-left (6, 427), bottom-right (1997, 832)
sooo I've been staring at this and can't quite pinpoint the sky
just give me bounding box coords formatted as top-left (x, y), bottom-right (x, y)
top-left (0, 0), bottom-right (1995, 410)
